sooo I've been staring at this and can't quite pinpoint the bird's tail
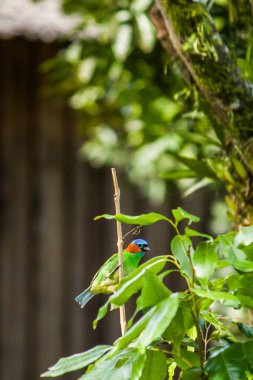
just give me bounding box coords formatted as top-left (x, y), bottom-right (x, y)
top-left (75, 287), bottom-right (94, 308)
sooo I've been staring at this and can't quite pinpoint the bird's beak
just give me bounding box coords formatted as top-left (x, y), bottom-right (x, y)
top-left (143, 246), bottom-right (150, 252)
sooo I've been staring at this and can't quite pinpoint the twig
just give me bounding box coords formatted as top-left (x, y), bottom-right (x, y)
top-left (111, 168), bottom-right (127, 335)
top-left (204, 322), bottom-right (212, 362)
top-left (122, 225), bottom-right (141, 240)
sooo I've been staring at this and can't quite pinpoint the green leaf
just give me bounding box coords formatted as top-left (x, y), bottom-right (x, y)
top-left (112, 24), bottom-right (132, 62)
top-left (115, 305), bottom-right (158, 350)
top-left (131, 0), bottom-right (153, 13)
top-left (163, 300), bottom-right (195, 349)
top-left (168, 361), bottom-right (177, 380)
top-left (171, 235), bottom-right (193, 278)
top-left (175, 156), bottom-right (216, 179)
top-left (185, 227), bottom-right (212, 240)
top-left (201, 311), bottom-right (236, 343)
top-left (234, 225), bottom-right (253, 247)
top-left (227, 273), bottom-right (253, 299)
top-left (219, 233), bottom-right (253, 272)
top-left (236, 322), bottom-right (253, 338)
top-left (173, 349), bottom-right (200, 370)
top-left (174, 130), bottom-right (221, 147)
top-left (192, 287), bottom-right (253, 308)
top-left (183, 178), bottom-right (214, 198)
top-left (136, 14), bottom-right (155, 53)
top-left (205, 339), bottom-right (253, 380)
top-left (95, 212), bottom-right (172, 226)
top-left (139, 350), bottom-right (167, 380)
top-left (193, 241), bottom-right (218, 286)
top-left (136, 270), bottom-right (171, 312)
top-left (160, 169), bottom-right (197, 179)
top-left (135, 294), bottom-right (179, 353)
top-left (116, 294), bottom-right (179, 352)
top-left (78, 348), bottom-right (144, 380)
top-left (231, 157), bottom-right (248, 179)
top-left (216, 260), bottom-right (230, 269)
top-left (41, 345), bottom-right (112, 377)
top-left (131, 352), bottom-right (147, 380)
top-left (182, 368), bottom-right (203, 380)
top-left (172, 207), bottom-right (200, 226)
top-left (93, 301), bottom-right (109, 329)
top-left (109, 256), bottom-right (168, 307)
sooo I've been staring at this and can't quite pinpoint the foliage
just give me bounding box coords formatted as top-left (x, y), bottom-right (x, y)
top-left (43, 0), bottom-right (253, 203)
top-left (42, 208), bottom-right (253, 379)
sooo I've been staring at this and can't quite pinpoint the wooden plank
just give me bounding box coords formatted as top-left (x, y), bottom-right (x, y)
top-left (23, 40), bottom-right (41, 380)
top-left (60, 108), bottom-right (88, 355)
top-left (0, 38), bottom-right (29, 380)
top-left (37, 90), bottom-right (64, 374)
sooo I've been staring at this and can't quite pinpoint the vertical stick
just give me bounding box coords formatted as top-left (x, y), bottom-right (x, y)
top-left (111, 168), bottom-right (127, 335)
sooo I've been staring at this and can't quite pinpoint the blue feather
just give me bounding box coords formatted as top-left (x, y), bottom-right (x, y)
top-left (75, 287), bottom-right (94, 308)
top-left (132, 238), bottom-right (148, 245)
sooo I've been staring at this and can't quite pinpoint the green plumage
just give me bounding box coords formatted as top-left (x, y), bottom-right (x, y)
top-left (91, 251), bottom-right (144, 294)
top-left (75, 239), bottom-right (149, 308)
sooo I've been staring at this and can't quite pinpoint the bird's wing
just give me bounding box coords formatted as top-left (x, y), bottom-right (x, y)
top-left (91, 253), bottom-right (119, 284)
top-left (106, 264), bottom-right (120, 278)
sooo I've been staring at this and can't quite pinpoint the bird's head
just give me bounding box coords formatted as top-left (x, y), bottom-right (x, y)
top-left (125, 238), bottom-right (150, 256)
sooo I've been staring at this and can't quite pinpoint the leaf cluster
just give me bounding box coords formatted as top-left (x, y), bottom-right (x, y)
top-left (43, 0), bottom-right (253, 202)
top-left (42, 207), bottom-right (253, 379)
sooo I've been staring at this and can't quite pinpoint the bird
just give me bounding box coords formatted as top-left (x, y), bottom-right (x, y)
top-left (75, 238), bottom-right (150, 308)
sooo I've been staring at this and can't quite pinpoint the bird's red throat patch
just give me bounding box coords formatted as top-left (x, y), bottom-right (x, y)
top-left (125, 243), bottom-right (142, 254)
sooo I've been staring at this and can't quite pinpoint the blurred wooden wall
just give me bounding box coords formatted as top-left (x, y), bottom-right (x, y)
top-left (0, 38), bottom-right (211, 380)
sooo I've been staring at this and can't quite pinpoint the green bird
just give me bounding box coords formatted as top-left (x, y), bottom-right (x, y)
top-left (75, 238), bottom-right (150, 308)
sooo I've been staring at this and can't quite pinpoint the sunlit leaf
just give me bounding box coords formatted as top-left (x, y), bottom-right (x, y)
top-left (136, 14), bottom-right (156, 53)
top-left (136, 270), bottom-right (171, 312)
top-left (193, 241), bottom-right (218, 286)
top-left (112, 24), bottom-right (133, 62)
top-left (216, 260), bottom-right (230, 269)
top-left (168, 361), bottom-right (177, 380)
top-left (135, 294), bottom-right (179, 353)
top-left (171, 235), bottom-right (193, 278)
top-left (109, 256), bottom-right (168, 306)
top-left (185, 227), bottom-right (212, 240)
top-left (234, 225), bottom-right (253, 247)
top-left (219, 233), bottom-right (253, 272)
top-left (192, 287), bottom-right (253, 308)
top-left (175, 156), bottom-right (216, 179)
top-left (131, 0), bottom-right (153, 13)
top-left (95, 212), bottom-right (172, 226)
top-left (183, 178), bottom-right (214, 198)
top-left (41, 345), bottom-right (112, 377)
top-left (115, 303), bottom-right (161, 350)
top-left (78, 348), bottom-right (144, 380)
top-left (172, 207), bottom-right (200, 226)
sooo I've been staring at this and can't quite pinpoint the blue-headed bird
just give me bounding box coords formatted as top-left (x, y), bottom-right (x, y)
top-left (75, 239), bottom-right (150, 308)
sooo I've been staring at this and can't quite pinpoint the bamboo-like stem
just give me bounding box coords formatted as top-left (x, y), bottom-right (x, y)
top-left (111, 168), bottom-right (127, 335)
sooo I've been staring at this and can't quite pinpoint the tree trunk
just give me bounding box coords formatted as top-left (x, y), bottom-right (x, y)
top-left (150, 0), bottom-right (253, 226)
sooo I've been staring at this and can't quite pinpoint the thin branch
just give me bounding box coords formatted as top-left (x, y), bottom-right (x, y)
top-left (111, 168), bottom-right (127, 335)
top-left (204, 322), bottom-right (212, 362)
top-left (122, 225), bottom-right (141, 240)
